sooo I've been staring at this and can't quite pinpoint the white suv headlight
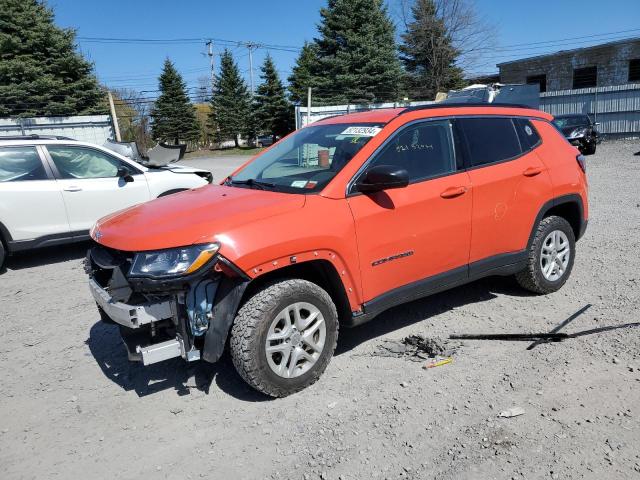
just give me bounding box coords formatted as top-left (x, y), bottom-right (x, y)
top-left (129, 243), bottom-right (220, 278)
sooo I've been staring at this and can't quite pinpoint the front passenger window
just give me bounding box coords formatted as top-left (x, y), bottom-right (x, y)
top-left (367, 120), bottom-right (456, 182)
top-left (47, 146), bottom-right (129, 179)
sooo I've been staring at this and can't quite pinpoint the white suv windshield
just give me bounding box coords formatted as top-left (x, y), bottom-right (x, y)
top-left (228, 123), bottom-right (382, 193)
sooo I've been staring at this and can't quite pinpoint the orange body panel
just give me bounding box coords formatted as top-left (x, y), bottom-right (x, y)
top-left (467, 149), bottom-right (553, 263)
top-left (531, 120), bottom-right (589, 220)
top-left (92, 105), bottom-right (586, 314)
top-left (348, 172), bottom-right (472, 301)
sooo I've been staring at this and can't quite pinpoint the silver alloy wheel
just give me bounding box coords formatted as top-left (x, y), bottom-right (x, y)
top-left (265, 302), bottom-right (327, 379)
top-left (540, 229), bottom-right (571, 281)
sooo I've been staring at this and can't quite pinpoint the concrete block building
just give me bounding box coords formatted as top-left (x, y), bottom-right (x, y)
top-left (498, 37), bottom-right (640, 92)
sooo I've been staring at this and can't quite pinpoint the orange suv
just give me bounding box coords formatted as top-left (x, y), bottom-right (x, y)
top-left (87, 104), bottom-right (588, 397)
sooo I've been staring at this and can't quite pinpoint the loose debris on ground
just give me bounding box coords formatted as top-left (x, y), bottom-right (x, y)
top-left (372, 334), bottom-right (458, 361)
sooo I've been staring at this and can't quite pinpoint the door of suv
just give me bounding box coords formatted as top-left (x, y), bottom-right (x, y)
top-left (44, 145), bottom-right (151, 233)
top-left (347, 119), bottom-right (472, 302)
top-left (456, 117), bottom-right (553, 267)
top-left (0, 145), bottom-right (70, 243)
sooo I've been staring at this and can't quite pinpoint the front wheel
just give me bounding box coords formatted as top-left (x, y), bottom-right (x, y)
top-left (230, 279), bottom-right (339, 397)
top-left (515, 216), bottom-right (576, 294)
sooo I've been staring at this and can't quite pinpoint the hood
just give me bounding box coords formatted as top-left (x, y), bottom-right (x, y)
top-left (92, 185), bottom-right (305, 252)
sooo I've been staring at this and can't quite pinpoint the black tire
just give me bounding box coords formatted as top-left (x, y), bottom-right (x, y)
top-left (0, 239), bottom-right (5, 271)
top-left (515, 215), bottom-right (576, 294)
top-left (583, 142), bottom-right (596, 155)
top-left (230, 279), bottom-right (339, 397)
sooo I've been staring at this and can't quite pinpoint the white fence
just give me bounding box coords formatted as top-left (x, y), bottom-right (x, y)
top-left (0, 115), bottom-right (114, 144)
top-left (296, 83), bottom-right (640, 138)
top-left (295, 100), bottom-right (434, 129)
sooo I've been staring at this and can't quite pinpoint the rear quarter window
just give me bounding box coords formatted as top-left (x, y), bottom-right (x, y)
top-left (458, 117), bottom-right (522, 167)
top-left (514, 118), bottom-right (541, 150)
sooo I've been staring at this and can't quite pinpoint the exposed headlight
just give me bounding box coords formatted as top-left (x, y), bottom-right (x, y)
top-left (129, 243), bottom-right (220, 278)
top-left (569, 127), bottom-right (587, 138)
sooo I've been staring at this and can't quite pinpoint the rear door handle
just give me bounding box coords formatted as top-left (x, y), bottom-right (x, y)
top-left (440, 186), bottom-right (467, 199)
top-left (523, 166), bottom-right (542, 177)
top-left (63, 186), bottom-right (82, 192)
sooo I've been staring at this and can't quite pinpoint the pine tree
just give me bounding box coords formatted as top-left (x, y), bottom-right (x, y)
top-left (150, 59), bottom-right (200, 144)
top-left (399, 0), bottom-right (465, 100)
top-left (288, 42), bottom-right (319, 104)
top-left (209, 50), bottom-right (251, 148)
top-left (0, 0), bottom-right (106, 117)
top-left (313, 0), bottom-right (404, 104)
top-left (254, 55), bottom-right (292, 142)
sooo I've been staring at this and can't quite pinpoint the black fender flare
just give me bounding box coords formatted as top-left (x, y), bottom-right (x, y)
top-left (527, 194), bottom-right (587, 249)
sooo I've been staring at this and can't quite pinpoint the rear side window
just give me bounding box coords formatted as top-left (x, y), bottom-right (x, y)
top-left (367, 120), bottom-right (456, 182)
top-left (0, 146), bottom-right (48, 182)
top-left (514, 119), bottom-right (541, 150)
top-left (458, 117), bottom-right (522, 167)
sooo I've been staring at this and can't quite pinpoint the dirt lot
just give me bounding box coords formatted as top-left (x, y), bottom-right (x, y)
top-left (1, 142), bottom-right (639, 480)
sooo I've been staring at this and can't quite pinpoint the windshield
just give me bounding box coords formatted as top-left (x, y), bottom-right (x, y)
top-left (228, 123), bottom-right (383, 193)
top-left (552, 115), bottom-right (590, 128)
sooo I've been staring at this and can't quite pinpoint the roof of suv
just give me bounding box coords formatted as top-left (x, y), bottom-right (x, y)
top-left (313, 103), bottom-right (553, 126)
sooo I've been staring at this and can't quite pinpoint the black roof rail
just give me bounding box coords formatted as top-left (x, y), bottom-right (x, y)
top-left (400, 102), bottom-right (539, 113)
top-left (0, 134), bottom-right (76, 141)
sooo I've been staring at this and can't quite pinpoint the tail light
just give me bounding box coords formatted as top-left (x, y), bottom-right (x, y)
top-left (576, 154), bottom-right (586, 173)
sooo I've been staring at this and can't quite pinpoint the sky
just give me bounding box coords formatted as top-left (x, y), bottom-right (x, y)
top-left (49, 0), bottom-right (640, 99)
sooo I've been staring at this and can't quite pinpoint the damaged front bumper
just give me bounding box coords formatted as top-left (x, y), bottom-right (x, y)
top-left (86, 244), bottom-right (248, 366)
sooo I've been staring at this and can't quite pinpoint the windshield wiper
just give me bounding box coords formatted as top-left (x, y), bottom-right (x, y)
top-left (227, 177), bottom-right (276, 190)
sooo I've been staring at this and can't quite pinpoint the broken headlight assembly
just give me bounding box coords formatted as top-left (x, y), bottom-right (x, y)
top-left (129, 243), bottom-right (220, 278)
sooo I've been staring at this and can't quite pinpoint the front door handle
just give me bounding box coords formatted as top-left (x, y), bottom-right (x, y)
top-left (63, 186), bottom-right (82, 192)
top-left (523, 166), bottom-right (542, 177)
top-left (440, 186), bottom-right (467, 199)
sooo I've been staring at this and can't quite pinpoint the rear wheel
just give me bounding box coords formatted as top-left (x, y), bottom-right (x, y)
top-left (230, 279), bottom-right (339, 397)
top-left (515, 215), bottom-right (576, 294)
top-left (0, 240), bottom-right (5, 271)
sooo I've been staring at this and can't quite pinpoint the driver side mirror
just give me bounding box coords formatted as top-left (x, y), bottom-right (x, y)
top-left (117, 166), bottom-right (134, 183)
top-left (356, 165), bottom-right (409, 193)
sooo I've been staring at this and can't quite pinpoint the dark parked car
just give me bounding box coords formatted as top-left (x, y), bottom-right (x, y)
top-left (552, 114), bottom-right (600, 155)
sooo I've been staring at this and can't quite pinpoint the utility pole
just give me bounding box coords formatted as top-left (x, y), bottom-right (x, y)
top-left (244, 42), bottom-right (259, 96)
top-left (206, 40), bottom-right (215, 90)
top-left (107, 90), bottom-right (122, 142)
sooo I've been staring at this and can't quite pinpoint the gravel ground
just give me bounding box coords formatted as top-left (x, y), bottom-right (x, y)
top-left (1, 141), bottom-right (639, 480)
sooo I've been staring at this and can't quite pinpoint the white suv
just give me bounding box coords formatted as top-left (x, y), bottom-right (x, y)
top-left (0, 136), bottom-right (212, 268)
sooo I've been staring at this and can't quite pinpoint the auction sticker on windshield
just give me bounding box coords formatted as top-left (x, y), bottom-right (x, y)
top-left (340, 126), bottom-right (382, 136)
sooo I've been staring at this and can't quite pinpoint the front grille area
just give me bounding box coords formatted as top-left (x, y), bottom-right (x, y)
top-left (87, 241), bottom-right (134, 288)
